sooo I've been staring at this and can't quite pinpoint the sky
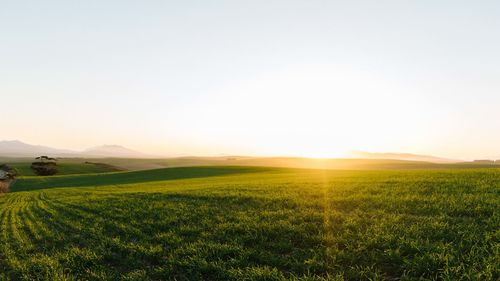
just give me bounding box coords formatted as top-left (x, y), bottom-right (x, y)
top-left (1, 0), bottom-right (500, 160)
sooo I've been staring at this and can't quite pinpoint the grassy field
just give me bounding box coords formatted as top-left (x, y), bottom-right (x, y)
top-left (71, 157), bottom-right (500, 171)
top-left (8, 162), bottom-right (122, 176)
top-left (3, 156), bottom-right (499, 173)
top-left (0, 166), bottom-right (498, 280)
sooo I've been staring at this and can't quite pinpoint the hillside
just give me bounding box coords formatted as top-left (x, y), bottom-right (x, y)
top-left (348, 151), bottom-right (459, 163)
top-left (90, 156), bottom-right (500, 171)
top-left (1, 166), bottom-right (498, 280)
top-left (11, 166), bottom-right (267, 191)
top-left (9, 161), bottom-right (122, 177)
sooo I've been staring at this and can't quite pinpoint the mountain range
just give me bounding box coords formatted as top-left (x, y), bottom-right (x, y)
top-left (0, 140), bottom-right (467, 163)
top-left (0, 140), bottom-right (151, 158)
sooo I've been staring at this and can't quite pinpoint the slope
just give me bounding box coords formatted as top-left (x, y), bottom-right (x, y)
top-left (0, 167), bottom-right (498, 280)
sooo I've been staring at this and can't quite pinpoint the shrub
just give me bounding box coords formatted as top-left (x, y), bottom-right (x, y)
top-left (31, 162), bottom-right (58, 176)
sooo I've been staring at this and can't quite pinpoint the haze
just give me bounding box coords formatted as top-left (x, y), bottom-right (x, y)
top-left (2, 0), bottom-right (499, 160)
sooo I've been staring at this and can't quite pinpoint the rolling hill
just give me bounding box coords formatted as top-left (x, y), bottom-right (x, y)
top-left (1, 166), bottom-right (498, 280)
top-left (348, 150), bottom-right (459, 163)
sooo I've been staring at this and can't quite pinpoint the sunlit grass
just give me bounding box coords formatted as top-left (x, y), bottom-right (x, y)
top-left (0, 167), bottom-right (498, 280)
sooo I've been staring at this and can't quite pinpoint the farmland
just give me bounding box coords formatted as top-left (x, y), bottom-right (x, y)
top-left (7, 162), bottom-right (122, 177)
top-left (0, 166), bottom-right (498, 280)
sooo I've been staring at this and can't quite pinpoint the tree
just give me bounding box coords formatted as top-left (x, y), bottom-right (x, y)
top-left (31, 156), bottom-right (58, 176)
top-left (35, 156), bottom-right (57, 162)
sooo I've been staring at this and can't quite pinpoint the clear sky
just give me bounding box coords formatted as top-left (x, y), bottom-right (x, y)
top-left (2, 0), bottom-right (499, 160)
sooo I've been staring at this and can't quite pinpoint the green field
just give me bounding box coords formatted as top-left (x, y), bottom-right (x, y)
top-left (8, 162), bottom-right (122, 177)
top-left (61, 157), bottom-right (500, 171)
top-left (0, 166), bottom-right (498, 280)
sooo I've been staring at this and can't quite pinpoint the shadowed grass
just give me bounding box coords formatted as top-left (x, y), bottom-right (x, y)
top-left (11, 166), bottom-right (273, 192)
top-left (9, 162), bottom-right (122, 177)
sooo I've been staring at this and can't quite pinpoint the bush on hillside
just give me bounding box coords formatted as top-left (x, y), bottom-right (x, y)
top-left (31, 156), bottom-right (58, 176)
top-left (31, 162), bottom-right (58, 176)
top-left (0, 164), bottom-right (17, 179)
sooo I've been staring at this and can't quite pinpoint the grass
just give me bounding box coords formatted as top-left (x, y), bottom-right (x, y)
top-left (71, 157), bottom-right (500, 171)
top-left (8, 162), bottom-right (122, 177)
top-left (11, 166), bottom-right (269, 191)
top-left (0, 166), bottom-right (498, 280)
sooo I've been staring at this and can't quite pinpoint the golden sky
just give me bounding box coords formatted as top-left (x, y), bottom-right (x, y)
top-left (2, 1), bottom-right (500, 160)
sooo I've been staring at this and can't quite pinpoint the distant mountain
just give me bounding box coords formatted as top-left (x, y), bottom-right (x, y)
top-left (0, 140), bottom-right (75, 157)
top-left (349, 151), bottom-right (459, 163)
top-left (0, 140), bottom-right (469, 162)
top-left (83, 145), bottom-right (151, 158)
top-left (0, 140), bottom-right (151, 158)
